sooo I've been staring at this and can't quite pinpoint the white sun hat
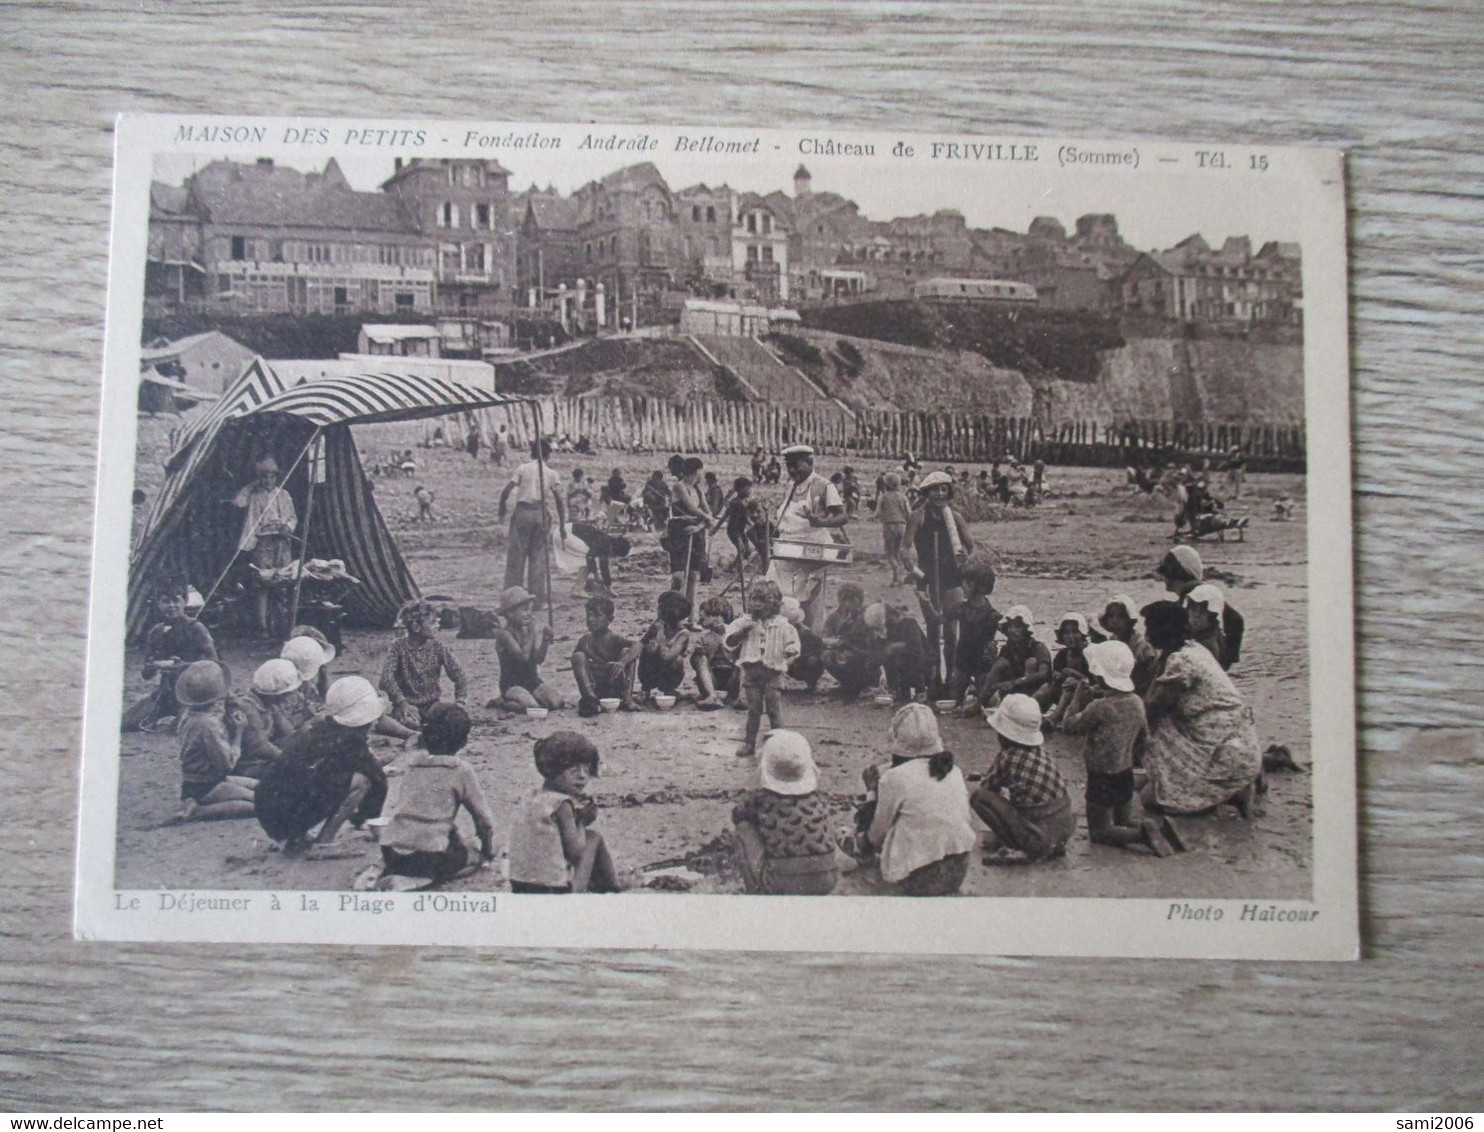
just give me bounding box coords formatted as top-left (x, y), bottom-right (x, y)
top-left (758, 730), bottom-right (818, 796)
top-left (251, 658), bottom-right (302, 697)
top-left (1084, 640), bottom-right (1136, 692)
top-left (890, 703), bottom-right (945, 757)
top-left (324, 676), bottom-right (386, 727)
top-left (1003, 605), bottom-right (1035, 629)
top-left (281, 634), bottom-right (334, 681)
top-left (987, 693), bottom-right (1044, 747)
top-left (1185, 584), bottom-right (1226, 615)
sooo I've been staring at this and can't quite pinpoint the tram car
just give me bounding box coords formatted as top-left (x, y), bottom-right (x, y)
top-left (911, 277), bottom-right (1039, 305)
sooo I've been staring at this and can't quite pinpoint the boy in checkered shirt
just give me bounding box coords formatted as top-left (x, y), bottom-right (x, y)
top-left (969, 693), bottom-right (1075, 862)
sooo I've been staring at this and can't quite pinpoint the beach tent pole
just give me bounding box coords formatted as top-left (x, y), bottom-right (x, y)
top-left (529, 401), bottom-right (555, 630)
top-left (286, 428), bottom-right (323, 636)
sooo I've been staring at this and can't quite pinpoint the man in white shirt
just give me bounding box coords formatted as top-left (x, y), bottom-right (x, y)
top-left (771, 445), bottom-right (848, 631)
top-left (232, 455), bottom-right (298, 635)
top-left (497, 439), bottom-right (567, 608)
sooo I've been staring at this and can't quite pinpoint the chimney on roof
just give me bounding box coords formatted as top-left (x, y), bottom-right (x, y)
top-left (394, 157), bottom-right (403, 172)
top-left (256, 157), bottom-right (273, 168)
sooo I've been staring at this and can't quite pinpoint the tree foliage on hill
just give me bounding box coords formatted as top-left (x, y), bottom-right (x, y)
top-left (800, 301), bottom-right (1126, 384)
top-left (142, 313), bottom-right (366, 358)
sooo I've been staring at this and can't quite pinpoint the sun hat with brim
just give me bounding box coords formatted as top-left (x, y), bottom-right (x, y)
top-left (987, 694), bottom-right (1043, 747)
top-left (290, 624), bottom-right (336, 664)
top-left (1003, 605), bottom-right (1035, 629)
top-left (251, 658), bottom-right (302, 697)
top-left (758, 730), bottom-right (818, 795)
top-left (281, 635), bottom-right (333, 681)
top-left (499, 585), bottom-right (536, 613)
top-left (1085, 640), bottom-right (1136, 692)
top-left (891, 703), bottom-right (944, 758)
top-left (175, 660), bottom-right (232, 706)
top-left (1057, 612), bottom-right (1090, 636)
top-left (1157, 545), bottom-right (1204, 584)
top-left (324, 676), bottom-right (386, 727)
top-left (1185, 584), bottom-right (1225, 614)
top-left (917, 470), bottom-right (953, 491)
top-left (781, 444), bottom-right (815, 459)
top-left (1101, 594), bottom-right (1141, 625)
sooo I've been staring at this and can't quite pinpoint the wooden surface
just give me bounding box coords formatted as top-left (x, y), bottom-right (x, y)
top-left (3, 1), bottom-right (1482, 1111)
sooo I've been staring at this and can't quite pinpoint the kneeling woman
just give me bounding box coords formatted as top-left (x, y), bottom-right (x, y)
top-left (867, 704), bottom-right (979, 895)
top-left (1138, 600), bottom-right (1262, 817)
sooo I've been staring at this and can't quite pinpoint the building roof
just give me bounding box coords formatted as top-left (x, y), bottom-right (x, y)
top-left (520, 192), bottom-right (579, 231)
top-left (600, 162), bottom-right (668, 191)
top-left (359, 324), bottom-right (441, 342)
top-left (190, 159), bottom-right (414, 233)
top-left (149, 182), bottom-right (191, 216)
top-left (139, 330), bottom-right (250, 363)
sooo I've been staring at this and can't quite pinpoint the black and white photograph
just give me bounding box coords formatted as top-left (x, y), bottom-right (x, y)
top-left (77, 116), bottom-right (1355, 957)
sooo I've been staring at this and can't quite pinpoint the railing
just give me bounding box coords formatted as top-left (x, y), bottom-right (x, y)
top-left (414, 396), bottom-right (1306, 473)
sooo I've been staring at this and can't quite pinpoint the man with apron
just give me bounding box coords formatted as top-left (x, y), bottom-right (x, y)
top-left (770, 445), bottom-right (848, 631)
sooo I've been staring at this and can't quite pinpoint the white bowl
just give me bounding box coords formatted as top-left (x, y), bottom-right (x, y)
top-left (525, 707), bottom-right (550, 720)
top-left (935, 699), bottom-right (957, 714)
top-left (598, 698), bottom-right (621, 713)
top-left (652, 694), bottom-right (677, 710)
top-left (873, 694), bottom-right (894, 707)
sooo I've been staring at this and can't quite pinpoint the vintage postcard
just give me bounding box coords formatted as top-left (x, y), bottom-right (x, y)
top-left (76, 115), bottom-right (1355, 957)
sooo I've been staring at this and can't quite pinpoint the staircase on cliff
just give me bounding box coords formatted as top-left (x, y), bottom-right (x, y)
top-left (690, 334), bottom-right (851, 418)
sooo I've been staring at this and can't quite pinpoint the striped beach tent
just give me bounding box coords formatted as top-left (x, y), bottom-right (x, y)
top-left (127, 358), bottom-right (528, 638)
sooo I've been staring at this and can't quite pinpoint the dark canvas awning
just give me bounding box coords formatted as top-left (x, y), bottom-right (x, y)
top-left (128, 357), bottom-right (530, 637)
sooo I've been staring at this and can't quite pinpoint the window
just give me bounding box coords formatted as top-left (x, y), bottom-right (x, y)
top-left (465, 243), bottom-right (486, 273)
top-left (762, 245), bottom-right (773, 263)
top-left (231, 236), bottom-right (246, 260)
top-left (746, 214), bottom-right (757, 234)
top-left (585, 243), bottom-right (592, 262)
top-left (747, 245), bottom-right (759, 263)
top-left (217, 274), bottom-right (233, 293)
top-left (475, 203), bottom-right (490, 229)
top-left (692, 205), bottom-right (701, 221)
top-left (396, 291), bottom-right (414, 308)
top-left (333, 286), bottom-right (349, 307)
top-left (762, 214), bottom-right (772, 234)
top-left (437, 202), bottom-right (458, 228)
top-left (446, 165), bottom-right (456, 186)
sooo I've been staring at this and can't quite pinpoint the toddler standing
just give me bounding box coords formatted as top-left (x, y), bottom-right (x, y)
top-left (723, 579), bottom-right (800, 758)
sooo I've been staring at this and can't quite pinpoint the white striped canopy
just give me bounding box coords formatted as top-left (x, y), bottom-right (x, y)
top-left (128, 357), bottom-right (530, 636)
top-left (252, 370), bottom-right (523, 427)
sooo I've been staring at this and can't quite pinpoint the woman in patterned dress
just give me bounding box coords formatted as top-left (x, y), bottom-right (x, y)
top-left (1138, 601), bottom-right (1261, 817)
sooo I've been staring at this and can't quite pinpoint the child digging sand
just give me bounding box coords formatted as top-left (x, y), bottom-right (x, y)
top-left (1060, 641), bottom-right (1177, 857)
top-left (492, 586), bottom-right (565, 712)
top-left (507, 731), bottom-right (623, 893)
top-left (572, 595), bottom-right (641, 717)
top-left (731, 730), bottom-right (839, 895)
top-left (723, 579), bottom-right (800, 758)
top-left (172, 660), bottom-right (256, 822)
